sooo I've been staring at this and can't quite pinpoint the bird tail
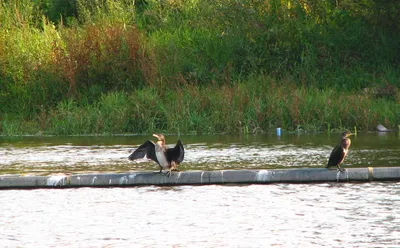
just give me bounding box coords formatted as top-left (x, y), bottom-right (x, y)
top-left (177, 140), bottom-right (184, 164)
top-left (128, 153), bottom-right (136, 161)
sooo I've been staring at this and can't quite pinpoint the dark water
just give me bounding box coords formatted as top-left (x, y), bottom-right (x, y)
top-left (0, 132), bottom-right (399, 175)
top-left (0, 133), bottom-right (400, 247)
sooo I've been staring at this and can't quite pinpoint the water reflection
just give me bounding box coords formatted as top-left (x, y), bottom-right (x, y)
top-left (0, 132), bottom-right (399, 175)
top-left (1, 183), bottom-right (399, 247)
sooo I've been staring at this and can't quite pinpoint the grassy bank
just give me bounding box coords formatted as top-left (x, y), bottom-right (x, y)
top-left (0, 0), bottom-right (399, 135)
top-left (1, 75), bottom-right (398, 135)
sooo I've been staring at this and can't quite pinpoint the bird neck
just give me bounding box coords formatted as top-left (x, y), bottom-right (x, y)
top-left (341, 137), bottom-right (351, 149)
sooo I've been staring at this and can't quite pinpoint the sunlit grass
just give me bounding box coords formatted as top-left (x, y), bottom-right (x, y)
top-left (6, 75), bottom-right (392, 135)
top-left (0, 0), bottom-right (399, 135)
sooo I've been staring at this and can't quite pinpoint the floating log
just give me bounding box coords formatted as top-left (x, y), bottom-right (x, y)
top-left (0, 167), bottom-right (399, 189)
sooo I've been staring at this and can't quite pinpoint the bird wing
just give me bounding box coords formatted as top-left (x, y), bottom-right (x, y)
top-left (166, 140), bottom-right (185, 164)
top-left (128, 140), bottom-right (158, 164)
top-left (327, 144), bottom-right (343, 166)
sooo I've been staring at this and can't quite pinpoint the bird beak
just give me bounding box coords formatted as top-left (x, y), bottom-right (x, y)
top-left (152, 133), bottom-right (160, 139)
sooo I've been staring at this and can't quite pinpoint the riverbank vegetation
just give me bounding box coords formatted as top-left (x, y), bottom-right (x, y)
top-left (0, 0), bottom-right (399, 135)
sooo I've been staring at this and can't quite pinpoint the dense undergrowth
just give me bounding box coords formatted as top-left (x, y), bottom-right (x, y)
top-left (0, 0), bottom-right (399, 135)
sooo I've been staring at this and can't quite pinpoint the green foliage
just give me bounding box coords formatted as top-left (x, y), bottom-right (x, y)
top-left (53, 22), bottom-right (149, 96)
top-left (140, 0), bottom-right (400, 87)
top-left (13, 77), bottom-right (397, 135)
top-left (0, 0), bottom-right (399, 135)
top-left (0, 15), bottom-right (67, 116)
top-left (0, 0), bottom-right (151, 118)
top-left (36, 0), bottom-right (78, 25)
top-left (75, 0), bottom-right (135, 24)
top-left (0, 0), bottom-right (42, 28)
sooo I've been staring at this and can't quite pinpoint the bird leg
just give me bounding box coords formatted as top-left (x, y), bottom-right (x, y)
top-left (165, 162), bottom-right (180, 177)
top-left (158, 168), bottom-right (171, 177)
top-left (171, 161), bottom-right (178, 171)
top-left (337, 165), bottom-right (347, 173)
top-left (165, 168), bottom-right (172, 177)
top-left (160, 163), bottom-right (177, 177)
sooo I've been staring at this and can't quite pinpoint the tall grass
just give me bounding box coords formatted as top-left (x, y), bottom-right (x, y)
top-left (0, 0), bottom-right (399, 135)
top-left (2, 75), bottom-right (396, 135)
top-left (141, 0), bottom-right (400, 87)
top-left (0, 0), bottom-right (153, 117)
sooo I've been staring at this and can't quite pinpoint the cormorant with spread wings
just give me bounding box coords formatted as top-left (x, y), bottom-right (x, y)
top-left (128, 134), bottom-right (184, 175)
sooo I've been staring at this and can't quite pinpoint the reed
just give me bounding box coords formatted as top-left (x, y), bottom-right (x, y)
top-left (0, 0), bottom-right (399, 135)
top-left (2, 75), bottom-right (394, 135)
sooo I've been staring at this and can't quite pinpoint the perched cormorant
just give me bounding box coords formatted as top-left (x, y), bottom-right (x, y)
top-left (128, 134), bottom-right (184, 175)
top-left (327, 131), bottom-right (354, 172)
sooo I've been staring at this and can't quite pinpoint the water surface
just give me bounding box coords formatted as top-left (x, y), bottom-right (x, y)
top-left (1, 133), bottom-right (400, 247)
top-left (0, 132), bottom-right (399, 175)
top-left (1, 183), bottom-right (400, 247)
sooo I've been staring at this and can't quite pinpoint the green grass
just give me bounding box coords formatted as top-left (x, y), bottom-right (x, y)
top-left (0, 0), bottom-right (399, 135)
top-left (2, 75), bottom-right (398, 135)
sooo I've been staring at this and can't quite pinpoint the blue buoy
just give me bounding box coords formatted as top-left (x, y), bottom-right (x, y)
top-left (276, 127), bottom-right (282, 136)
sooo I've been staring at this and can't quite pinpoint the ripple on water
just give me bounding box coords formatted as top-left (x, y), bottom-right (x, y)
top-left (1, 133), bottom-right (399, 174)
top-left (1, 143), bottom-right (398, 175)
top-left (1, 183), bottom-right (400, 247)
top-left (0, 134), bottom-right (399, 246)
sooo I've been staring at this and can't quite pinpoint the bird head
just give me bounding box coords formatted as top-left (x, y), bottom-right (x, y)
top-left (153, 133), bottom-right (165, 145)
top-left (341, 131), bottom-right (354, 138)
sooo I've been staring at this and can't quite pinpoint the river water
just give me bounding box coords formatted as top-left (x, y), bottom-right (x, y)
top-left (0, 132), bottom-right (399, 247)
top-left (0, 132), bottom-right (399, 174)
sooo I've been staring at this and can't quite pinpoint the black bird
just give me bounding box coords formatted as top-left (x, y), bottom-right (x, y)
top-left (128, 134), bottom-right (184, 175)
top-left (327, 131), bottom-right (354, 172)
